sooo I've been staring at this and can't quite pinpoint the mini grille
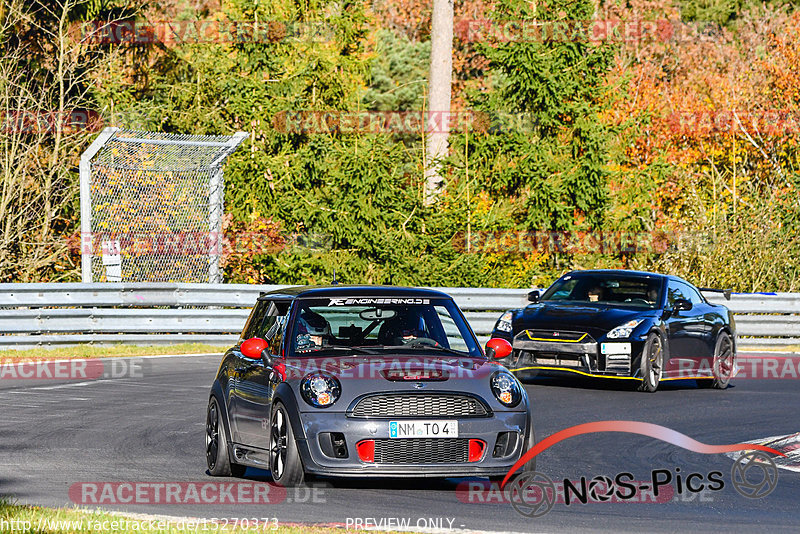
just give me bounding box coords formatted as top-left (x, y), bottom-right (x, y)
top-left (374, 439), bottom-right (469, 464)
top-left (351, 394), bottom-right (488, 418)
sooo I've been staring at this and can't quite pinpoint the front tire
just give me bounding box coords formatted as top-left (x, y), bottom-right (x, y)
top-left (637, 333), bottom-right (663, 392)
top-left (269, 402), bottom-right (304, 487)
top-left (206, 396), bottom-right (246, 477)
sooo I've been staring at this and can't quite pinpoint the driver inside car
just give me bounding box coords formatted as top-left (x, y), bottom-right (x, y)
top-left (295, 309), bottom-right (332, 351)
top-left (586, 284), bottom-right (604, 302)
top-left (379, 311), bottom-right (429, 345)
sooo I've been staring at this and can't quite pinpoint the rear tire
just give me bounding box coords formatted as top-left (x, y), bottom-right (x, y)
top-left (206, 396), bottom-right (246, 477)
top-left (269, 402), bottom-right (304, 487)
top-left (710, 331), bottom-right (734, 389)
top-left (637, 333), bottom-right (663, 393)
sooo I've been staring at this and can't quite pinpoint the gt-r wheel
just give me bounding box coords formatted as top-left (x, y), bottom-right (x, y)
top-left (637, 333), bottom-right (663, 393)
top-left (206, 396), bottom-right (246, 477)
top-left (701, 331), bottom-right (734, 389)
top-left (269, 402), bottom-right (304, 487)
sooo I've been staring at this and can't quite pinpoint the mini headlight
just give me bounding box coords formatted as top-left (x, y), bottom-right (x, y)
top-left (490, 371), bottom-right (522, 407)
top-left (300, 373), bottom-right (341, 408)
top-left (495, 311), bottom-right (514, 333)
top-left (606, 319), bottom-right (645, 339)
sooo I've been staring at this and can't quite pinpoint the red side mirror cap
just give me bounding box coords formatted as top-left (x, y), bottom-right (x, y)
top-left (241, 337), bottom-right (268, 360)
top-left (485, 338), bottom-right (513, 359)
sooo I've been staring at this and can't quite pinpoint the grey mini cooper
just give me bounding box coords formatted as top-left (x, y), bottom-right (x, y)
top-left (206, 286), bottom-right (535, 486)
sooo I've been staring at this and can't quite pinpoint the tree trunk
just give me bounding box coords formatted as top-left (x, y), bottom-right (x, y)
top-left (424, 0), bottom-right (453, 205)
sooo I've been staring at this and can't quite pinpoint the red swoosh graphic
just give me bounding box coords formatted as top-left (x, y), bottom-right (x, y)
top-left (502, 420), bottom-right (786, 488)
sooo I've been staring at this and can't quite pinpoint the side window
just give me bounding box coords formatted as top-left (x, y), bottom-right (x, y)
top-left (266, 301), bottom-right (292, 356)
top-left (241, 301), bottom-right (268, 341)
top-left (682, 283), bottom-right (705, 306)
top-left (666, 281), bottom-right (687, 307)
top-left (253, 303), bottom-right (278, 339)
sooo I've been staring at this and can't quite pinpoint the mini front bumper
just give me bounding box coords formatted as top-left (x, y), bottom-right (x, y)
top-left (294, 410), bottom-right (529, 477)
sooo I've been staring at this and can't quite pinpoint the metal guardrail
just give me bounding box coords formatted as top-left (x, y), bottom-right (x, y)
top-left (0, 283), bottom-right (797, 348)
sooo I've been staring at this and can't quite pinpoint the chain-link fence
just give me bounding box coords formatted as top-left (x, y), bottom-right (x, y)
top-left (80, 128), bottom-right (247, 283)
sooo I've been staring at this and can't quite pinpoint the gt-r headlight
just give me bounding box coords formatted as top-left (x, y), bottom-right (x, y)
top-left (300, 373), bottom-right (341, 408)
top-left (606, 319), bottom-right (645, 339)
top-left (495, 311), bottom-right (514, 333)
top-left (490, 371), bottom-right (522, 407)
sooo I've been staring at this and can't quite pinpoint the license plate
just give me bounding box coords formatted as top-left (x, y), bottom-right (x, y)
top-left (601, 342), bottom-right (632, 355)
top-left (389, 420), bottom-right (458, 438)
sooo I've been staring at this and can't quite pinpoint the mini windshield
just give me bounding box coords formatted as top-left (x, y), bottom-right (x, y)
top-left (288, 297), bottom-right (482, 358)
top-left (541, 273), bottom-right (663, 309)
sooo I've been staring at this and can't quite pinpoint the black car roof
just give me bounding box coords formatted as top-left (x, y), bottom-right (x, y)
top-left (564, 269), bottom-right (683, 281)
top-left (258, 285), bottom-right (452, 301)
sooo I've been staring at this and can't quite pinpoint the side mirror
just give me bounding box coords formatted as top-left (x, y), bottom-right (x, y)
top-left (527, 290), bottom-right (540, 303)
top-left (672, 298), bottom-right (693, 313)
top-left (241, 337), bottom-right (269, 362)
top-left (485, 338), bottom-right (513, 359)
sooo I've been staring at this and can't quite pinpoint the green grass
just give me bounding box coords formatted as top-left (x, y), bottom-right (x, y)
top-left (0, 498), bottom-right (358, 533)
top-left (0, 344), bottom-right (222, 362)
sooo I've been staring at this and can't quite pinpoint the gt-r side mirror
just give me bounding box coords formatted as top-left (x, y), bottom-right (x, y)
top-left (672, 298), bottom-right (693, 313)
top-left (485, 338), bottom-right (513, 359)
top-left (527, 290), bottom-right (540, 303)
top-left (241, 337), bottom-right (271, 364)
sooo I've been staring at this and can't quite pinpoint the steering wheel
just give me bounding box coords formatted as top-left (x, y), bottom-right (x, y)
top-left (402, 337), bottom-right (440, 347)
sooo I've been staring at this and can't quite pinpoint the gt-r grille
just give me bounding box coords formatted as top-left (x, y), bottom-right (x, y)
top-left (350, 394), bottom-right (488, 418)
top-left (374, 439), bottom-right (469, 464)
top-left (520, 330), bottom-right (591, 343)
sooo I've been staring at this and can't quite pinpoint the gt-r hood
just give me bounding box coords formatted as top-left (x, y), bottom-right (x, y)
top-left (514, 303), bottom-right (656, 339)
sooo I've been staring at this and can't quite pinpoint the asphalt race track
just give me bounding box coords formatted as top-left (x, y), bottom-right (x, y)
top-left (1, 353), bottom-right (799, 533)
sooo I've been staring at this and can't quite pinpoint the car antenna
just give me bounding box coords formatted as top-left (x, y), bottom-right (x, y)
top-left (331, 270), bottom-right (339, 285)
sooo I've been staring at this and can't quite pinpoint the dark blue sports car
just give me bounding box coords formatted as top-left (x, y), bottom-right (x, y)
top-left (486, 270), bottom-right (736, 392)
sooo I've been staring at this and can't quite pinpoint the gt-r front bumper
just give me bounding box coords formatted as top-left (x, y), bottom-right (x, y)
top-left (293, 410), bottom-right (530, 477)
top-left (508, 330), bottom-right (646, 379)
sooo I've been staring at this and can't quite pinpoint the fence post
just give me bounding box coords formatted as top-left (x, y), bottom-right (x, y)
top-left (79, 127), bottom-right (119, 283)
top-left (208, 131), bottom-right (249, 283)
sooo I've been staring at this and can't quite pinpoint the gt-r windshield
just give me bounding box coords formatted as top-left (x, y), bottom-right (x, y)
top-left (541, 273), bottom-right (664, 309)
top-left (288, 297), bottom-right (482, 358)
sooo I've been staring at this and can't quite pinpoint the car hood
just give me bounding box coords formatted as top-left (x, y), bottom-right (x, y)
top-left (513, 303), bottom-right (656, 339)
top-left (283, 353), bottom-right (518, 411)
top-left (285, 353), bottom-right (497, 381)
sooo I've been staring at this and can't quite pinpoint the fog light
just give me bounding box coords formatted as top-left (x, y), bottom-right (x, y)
top-left (468, 439), bottom-right (486, 462)
top-left (356, 440), bottom-right (375, 462)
